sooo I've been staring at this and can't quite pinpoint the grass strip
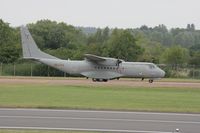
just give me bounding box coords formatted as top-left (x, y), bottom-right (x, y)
top-left (0, 84), bottom-right (200, 113)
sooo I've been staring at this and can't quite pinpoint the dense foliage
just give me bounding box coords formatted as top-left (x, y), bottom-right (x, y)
top-left (0, 19), bottom-right (200, 77)
top-left (0, 20), bottom-right (20, 63)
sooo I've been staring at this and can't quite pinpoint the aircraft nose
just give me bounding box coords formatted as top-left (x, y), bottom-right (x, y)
top-left (160, 69), bottom-right (165, 77)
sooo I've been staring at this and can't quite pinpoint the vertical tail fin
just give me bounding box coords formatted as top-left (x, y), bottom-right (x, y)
top-left (20, 26), bottom-right (58, 59)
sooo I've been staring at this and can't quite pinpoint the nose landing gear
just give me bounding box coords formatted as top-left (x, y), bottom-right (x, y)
top-left (149, 79), bottom-right (153, 83)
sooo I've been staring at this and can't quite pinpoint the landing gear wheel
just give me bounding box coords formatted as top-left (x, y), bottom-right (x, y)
top-left (92, 78), bottom-right (107, 82)
top-left (149, 79), bottom-right (153, 83)
top-left (103, 79), bottom-right (108, 82)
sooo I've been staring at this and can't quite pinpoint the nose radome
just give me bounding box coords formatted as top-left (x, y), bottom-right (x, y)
top-left (161, 70), bottom-right (165, 77)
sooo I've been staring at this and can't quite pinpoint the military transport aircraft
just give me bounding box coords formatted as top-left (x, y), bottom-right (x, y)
top-left (20, 26), bottom-right (165, 83)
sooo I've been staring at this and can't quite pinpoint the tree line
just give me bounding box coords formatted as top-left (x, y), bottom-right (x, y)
top-left (0, 19), bottom-right (200, 73)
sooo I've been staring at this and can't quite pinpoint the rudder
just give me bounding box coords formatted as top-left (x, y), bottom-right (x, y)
top-left (20, 26), bottom-right (58, 59)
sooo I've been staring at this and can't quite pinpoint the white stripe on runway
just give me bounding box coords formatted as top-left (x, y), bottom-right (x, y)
top-left (0, 126), bottom-right (172, 133)
top-left (0, 108), bottom-right (200, 116)
top-left (1, 115), bottom-right (200, 124)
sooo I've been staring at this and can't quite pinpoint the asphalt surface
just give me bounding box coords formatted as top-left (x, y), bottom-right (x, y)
top-left (0, 109), bottom-right (200, 133)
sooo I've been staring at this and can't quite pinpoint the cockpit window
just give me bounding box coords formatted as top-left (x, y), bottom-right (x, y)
top-left (148, 64), bottom-right (156, 69)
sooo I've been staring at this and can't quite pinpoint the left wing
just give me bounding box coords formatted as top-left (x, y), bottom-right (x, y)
top-left (84, 54), bottom-right (124, 66)
top-left (84, 54), bottom-right (106, 62)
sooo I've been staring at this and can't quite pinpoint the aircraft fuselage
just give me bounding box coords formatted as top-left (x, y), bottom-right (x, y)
top-left (39, 58), bottom-right (165, 80)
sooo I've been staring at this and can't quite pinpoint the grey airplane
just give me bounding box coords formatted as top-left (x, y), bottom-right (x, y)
top-left (20, 26), bottom-right (165, 83)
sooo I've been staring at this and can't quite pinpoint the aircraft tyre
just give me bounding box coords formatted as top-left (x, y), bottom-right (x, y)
top-left (103, 79), bottom-right (108, 82)
top-left (149, 79), bottom-right (153, 83)
top-left (92, 78), bottom-right (108, 82)
top-left (92, 78), bottom-right (97, 82)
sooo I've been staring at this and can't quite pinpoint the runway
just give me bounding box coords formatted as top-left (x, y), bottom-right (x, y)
top-left (0, 76), bottom-right (200, 88)
top-left (0, 109), bottom-right (200, 133)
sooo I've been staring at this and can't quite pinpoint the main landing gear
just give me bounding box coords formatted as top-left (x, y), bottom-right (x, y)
top-left (92, 78), bottom-right (108, 82)
top-left (141, 78), bottom-right (153, 83)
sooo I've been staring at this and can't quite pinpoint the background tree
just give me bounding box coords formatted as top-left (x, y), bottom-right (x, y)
top-left (189, 51), bottom-right (200, 66)
top-left (28, 20), bottom-right (86, 50)
top-left (106, 29), bottom-right (144, 61)
top-left (161, 45), bottom-right (189, 68)
top-left (0, 19), bottom-right (20, 63)
top-left (1, 19), bottom-right (200, 77)
top-left (189, 43), bottom-right (200, 66)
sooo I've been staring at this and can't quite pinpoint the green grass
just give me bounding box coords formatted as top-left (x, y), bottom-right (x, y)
top-left (0, 83), bottom-right (200, 113)
top-left (0, 129), bottom-right (95, 133)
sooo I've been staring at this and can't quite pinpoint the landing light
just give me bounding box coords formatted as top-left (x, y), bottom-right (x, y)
top-left (174, 128), bottom-right (180, 133)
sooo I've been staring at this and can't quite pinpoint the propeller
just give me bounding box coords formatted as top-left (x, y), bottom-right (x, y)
top-left (116, 58), bottom-right (122, 66)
